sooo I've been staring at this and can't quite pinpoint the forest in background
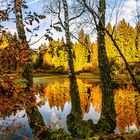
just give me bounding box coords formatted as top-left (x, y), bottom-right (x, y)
top-left (1, 19), bottom-right (140, 77)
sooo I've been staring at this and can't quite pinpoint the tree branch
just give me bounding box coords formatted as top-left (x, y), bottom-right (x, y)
top-left (68, 8), bottom-right (85, 22)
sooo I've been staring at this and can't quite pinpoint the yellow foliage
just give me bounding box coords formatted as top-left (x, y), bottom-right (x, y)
top-left (114, 86), bottom-right (138, 132)
top-left (32, 53), bottom-right (38, 64)
top-left (0, 34), bottom-right (9, 49)
top-left (44, 79), bottom-right (70, 111)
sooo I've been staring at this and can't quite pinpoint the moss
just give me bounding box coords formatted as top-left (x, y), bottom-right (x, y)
top-left (67, 113), bottom-right (95, 139)
top-left (38, 128), bottom-right (77, 140)
top-left (22, 62), bottom-right (33, 86)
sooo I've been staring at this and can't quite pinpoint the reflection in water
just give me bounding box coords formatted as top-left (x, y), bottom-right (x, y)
top-left (90, 84), bottom-right (102, 113)
top-left (44, 80), bottom-right (70, 112)
top-left (51, 112), bottom-right (63, 129)
top-left (41, 78), bottom-right (139, 133)
top-left (0, 110), bottom-right (32, 140)
top-left (0, 87), bottom-right (37, 140)
top-left (0, 77), bottom-right (139, 139)
top-left (43, 79), bottom-right (102, 116)
top-left (115, 86), bottom-right (139, 133)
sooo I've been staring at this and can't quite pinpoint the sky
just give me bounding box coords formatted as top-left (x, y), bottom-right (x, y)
top-left (0, 0), bottom-right (139, 49)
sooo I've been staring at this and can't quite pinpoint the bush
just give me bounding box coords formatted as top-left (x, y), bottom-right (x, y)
top-left (54, 66), bottom-right (67, 74)
top-left (81, 66), bottom-right (95, 73)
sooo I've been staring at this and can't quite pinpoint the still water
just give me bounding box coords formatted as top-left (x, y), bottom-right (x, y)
top-left (0, 76), bottom-right (139, 139)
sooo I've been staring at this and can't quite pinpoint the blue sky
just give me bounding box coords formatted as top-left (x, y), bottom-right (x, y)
top-left (0, 0), bottom-right (55, 49)
top-left (0, 0), bottom-right (139, 49)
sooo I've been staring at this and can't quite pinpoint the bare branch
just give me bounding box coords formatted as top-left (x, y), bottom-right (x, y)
top-left (57, 0), bottom-right (65, 29)
top-left (77, 0), bottom-right (98, 27)
top-left (69, 8), bottom-right (85, 22)
top-left (29, 34), bottom-right (46, 46)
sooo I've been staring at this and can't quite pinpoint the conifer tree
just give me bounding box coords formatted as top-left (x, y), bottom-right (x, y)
top-left (74, 29), bottom-right (93, 71)
top-left (105, 22), bottom-right (118, 60)
top-left (116, 19), bottom-right (136, 63)
top-left (135, 22), bottom-right (140, 56)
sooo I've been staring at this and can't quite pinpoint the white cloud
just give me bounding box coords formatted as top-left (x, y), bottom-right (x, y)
top-left (107, 0), bottom-right (138, 26)
top-left (26, 0), bottom-right (41, 6)
top-left (122, 0), bottom-right (137, 18)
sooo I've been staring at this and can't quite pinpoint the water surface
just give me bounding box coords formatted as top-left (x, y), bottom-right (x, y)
top-left (0, 75), bottom-right (139, 139)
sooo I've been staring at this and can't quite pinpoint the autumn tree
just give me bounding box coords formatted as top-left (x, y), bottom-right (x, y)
top-left (43, 39), bottom-right (68, 72)
top-left (73, 29), bottom-right (93, 72)
top-left (105, 22), bottom-right (118, 61)
top-left (0, 32), bottom-right (19, 73)
top-left (78, 0), bottom-right (140, 94)
top-left (135, 22), bottom-right (140, 54)
top-left (61, 0), bottom-right (82, 117)
top-left (43, 0), bottom-right (86, 117)
top-left (105, 20), bottom-right (139, 75)
top-left (116, 19), bottom-right (137, 63)
top-left (76, 0), bottom-right (116, 131)
top-left (0, 0), bottom-right (46, 86)
top-left (0, 33), bottom-right (9, 49)
top-left (13, 0), bottom-right (33, 86)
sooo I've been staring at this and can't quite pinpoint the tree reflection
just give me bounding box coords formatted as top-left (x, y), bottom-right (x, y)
top-left (0, 83), bottom-right (37, 139)
top-left (42, 79), bottom-right (139, 134)
top-left (44, 80), bottom-right (70, 111)
top-left (90, 84), bottom-right (102, 113)
top-left (115, 86), bottom-right (139, 133)
top-left (43, 79), bottom-right (101, 116)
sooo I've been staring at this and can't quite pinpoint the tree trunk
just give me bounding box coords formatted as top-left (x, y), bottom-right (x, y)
top-left (96, 0), bottom-right (116, 132)
top-left (14, 0), bottom-right (33, 86)
top-left (62, 0), bottom-right (82, 118)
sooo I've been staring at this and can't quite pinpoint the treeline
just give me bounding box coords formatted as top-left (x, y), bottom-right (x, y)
top-left (32, 19), bottom-right (140, 74)
top-left (33, 28), bottom-right (94, 73)
top-left (0, 19), bottom-right (140, 75)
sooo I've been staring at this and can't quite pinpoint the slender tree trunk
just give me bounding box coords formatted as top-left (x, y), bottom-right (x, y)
top-left (62, 0), bottom-right (82, 118)
top-left (14, 0), bottom-right (33, 86)
top-left (14, 0), bottom-right (27, 44)
top-left (96, 0), bottom-right (116, 132)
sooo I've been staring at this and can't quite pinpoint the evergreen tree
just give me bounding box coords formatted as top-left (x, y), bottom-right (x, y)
top-left (105, 22), bottom-right (118, 60)
top-left (135, 22), bottom-right (140, 60)
top-left (43, 39), bottom-right (67, 72)
top-left (78, 29), bottom-right (86, 44)
top-left (74, 29), bottom-right (93, 72)
top-left (116, 19), bottom-right (136, 63)
top-left (33, 48), bottom-right (44, 69)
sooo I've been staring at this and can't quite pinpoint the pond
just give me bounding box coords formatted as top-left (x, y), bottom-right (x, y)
top-left (0, 75), bottom-right (139, 139)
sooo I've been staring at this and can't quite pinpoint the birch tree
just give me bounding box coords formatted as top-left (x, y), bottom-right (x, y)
top-left (43, 0), bottom-right (85, 117)
top-left (13, 0), bottom-right (33, 86)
